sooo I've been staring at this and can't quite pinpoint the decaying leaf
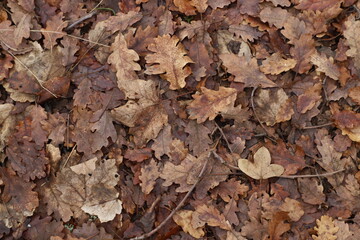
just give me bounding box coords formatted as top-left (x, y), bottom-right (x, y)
top-left (111, 79), bottom-right (168, 147)
top-left (187, 87), bottom-right (237, 123)
top-left (310, 51), bottom-right (340, 80)
top-left (139, 159), bottom-right (160, 194)
top-left (220, 54), bottom-right (277, 88)
top-left (173, 210), bottom-right (205, 238)
top-left (237, 146), bottom-right (284, 180)
top-left (254, 88), bottom-right (294, 126)
top-left (145, 35), bottom-right (193, 90)
top-left (55, 158), bottom-right (122, 223)
top-left (260, 52), bottom-right (297, 75)
top-left (312, 215), bottom-right (339, 240)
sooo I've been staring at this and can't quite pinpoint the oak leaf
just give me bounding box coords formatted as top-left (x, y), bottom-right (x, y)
top-left (187, 87), bottom-right (237, 123)
top-left (111, 79), bottom-right (168, 147)
top-left (296, 0), bottom-right (342, 11)
top-left (297, 83), bottom-right (322, 114)
top-left (193, 204), bottom-right (231, 230)
top-left (23, 216), bottom-right (64, 240)
top-left (268, 212), bottom-right (290, 240)
top-left (344, 16), bottom-right (360, 71)
top-left (145, 35), bottom-right (193, 90)
top-left (14, 14), bottom-right (31, 46)
top-left (260, 53), bottom-right (297, 75)
top-left (211, 178), bottom-right (249, 202)
top-left (259, 7), bottom-right (291, 28)
top-left (220, 54), bottom-right (277, 88)
top-left (229, 24), bottom-right (263, 42)
top-left (312, 215), bottom-right (339, 240)
top-left (173, 210), bottom-right (205, 238)
top-left (152, 125), bottom-right (172, 159)
top-left (298, 178), bottom-right (325, 205)
top-left (108, 33), bottom-right (140, 84)
top-left (310, 52), bottom-right (340, 80)
top-left (332, 109), bottom-right (360, 142)
top-left (56, 158), bottom-right (122, 223)
top-left (139, 159), bottom-right (160, 194)
top-left (0, 167), bottom-right (39, 228)
top-left (41, 12), bottom-right (67, 49)
top-left (237, 146), bottom-right (284, 180)
top-left (254, 88), bottom-right (294, 126)
top-left (185, 120), bottom-right (212, 156)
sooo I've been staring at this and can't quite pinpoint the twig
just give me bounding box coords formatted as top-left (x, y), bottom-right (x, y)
top-left (279, 169), bottom-right (345, 179)
top-left (250, 87), bottom-right (276, 143)
top-left (129, 153), bottom-right (211, 240)
top-left (212, 151), bottom-right (239, 171)
top-left (214, 122), bottom-right (233, 153)
top-left (301, 122), bottom-right (333, 129)
top-left (30, 30), bottom-right (110, 47)
top-left (61, 144), bottom-right (77, 170)
top-left (65, 10), bottom-right (98, 31)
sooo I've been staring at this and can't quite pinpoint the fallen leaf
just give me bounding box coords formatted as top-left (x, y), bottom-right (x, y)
top-left (312, 215), bottom-right (339, 240)
top-left (187, 86), bottom-right (237, 123)
top-left (254, 88), bottom-right (294, 126)
top-left (310, 51), bottom-right (340, 80)
top-left (298, 178), bottom-right (326, 205)
top-left (173, 210), bottom-right (205, 238)
top-left (139, 159), bottom-right (160, 194)
top-left (194, 204), bottom-right (231, 230)
top-left (220, 54), bottom-right (277, 88)
top-left (237, 146), bottom-right (284, 180)
top-left (344, 16), bottom-right (360, 71)
top-left (260, 52), bottom-right (297, 75)
top-left (145, 35), bottom-right (193, 89)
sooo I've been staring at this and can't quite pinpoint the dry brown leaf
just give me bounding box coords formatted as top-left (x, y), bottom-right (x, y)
top-left (296, 83), bottom-right (322, 114)
top-left (237, 146), bottom-right (284, 180)
top-left (260, 52), bottom-right (297, 75)
top-left (173, 210), bottom-right (205, 238)
top-left (344, 16), bottom-right (360, 71)
top-left (349, 86), bottom-right (360, 105)
top-left (41, 12), bottom-right (67, 49)
top-left (145, 35), bottom-right (193, 90)
top-left (259, 7), bottom-right (291, 28)
top-left (56, 158), bottom-right (122, 223)
top-left (139, 159), bottom-right (160, 195)
top-left (268, 0), bottom-right (291, 7)
top-left (160, 153), bottom-right (203, 192)
top-left (194, 204), bottom-right (231, 230)
top-left (298, 178), bottom-right (326, 205)
top-left (187, 87), bottom-right (237, 123)
top-left (310, 52), bottom-right (340, 80)
top-left (111, 79), bottom-right (168, 147)
top-left (279, 198), bottom-right (304, 222)
top-left (14, 14), bottom-right (31, 46)
top-left (229, 24), bottom-right (263, 42)
top-left (185, 120), bottom-right (212, 156)
top-left (268, 212), bottom-right (290, 240)
top-left (220, 54), bottom-right (277, 88)
top-left (254, 88), bottom-right (294, 126)
top-left (312, 215), bottom-right (339, 240)
top-left (108, 33), bottom-right (141, 84)
top-left (332, 109), bottom-right (360, 142)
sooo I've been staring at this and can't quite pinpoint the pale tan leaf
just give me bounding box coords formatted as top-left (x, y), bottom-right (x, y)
top-left (260, 53), bottom-right (297, 75)
top-left (173, 210), bottom-right (205, 238)
top-left (310, 52), bottom-right (340, 80)
top-left (145, 35), bottom-right (193, 89)
top-left (187, 87), bottom-right (237, 123)
top-left (312, 216), bottom-right (339, 240)
top-left (108, 33), bottom-right (140, 84)
top-left (220, 54), bottom-right (277, 88)
top-left (70, 158), bottom-right (97, 175)
top-left (237, 147), bottom-right (284, 180)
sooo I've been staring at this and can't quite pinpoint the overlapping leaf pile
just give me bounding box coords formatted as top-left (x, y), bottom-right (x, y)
top-left (0, 0), bottom-right (360, 239)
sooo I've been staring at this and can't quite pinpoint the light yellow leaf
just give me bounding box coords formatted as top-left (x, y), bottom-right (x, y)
top-left (173, 210), bottom-right (205, 238)
top-left (237, 146), bottom-right (284, 180)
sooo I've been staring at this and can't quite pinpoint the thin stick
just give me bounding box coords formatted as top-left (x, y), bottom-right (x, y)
top-left (250, 87), bottom-right (276, 143)
top-left (129, 154), bottom-right (211, 240)
top-left (279, 169), bottom-right (345, 179)
top-left (5, 50), bottom-right (58, 98)
top-left (214, 122), bottom-right (233, 153)
top-left (61, 144), bottom-right (77, 170)
top-left (301, 122), bottom-right (333, 129)
top-left (30, 30), bottom-right (110, 47)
